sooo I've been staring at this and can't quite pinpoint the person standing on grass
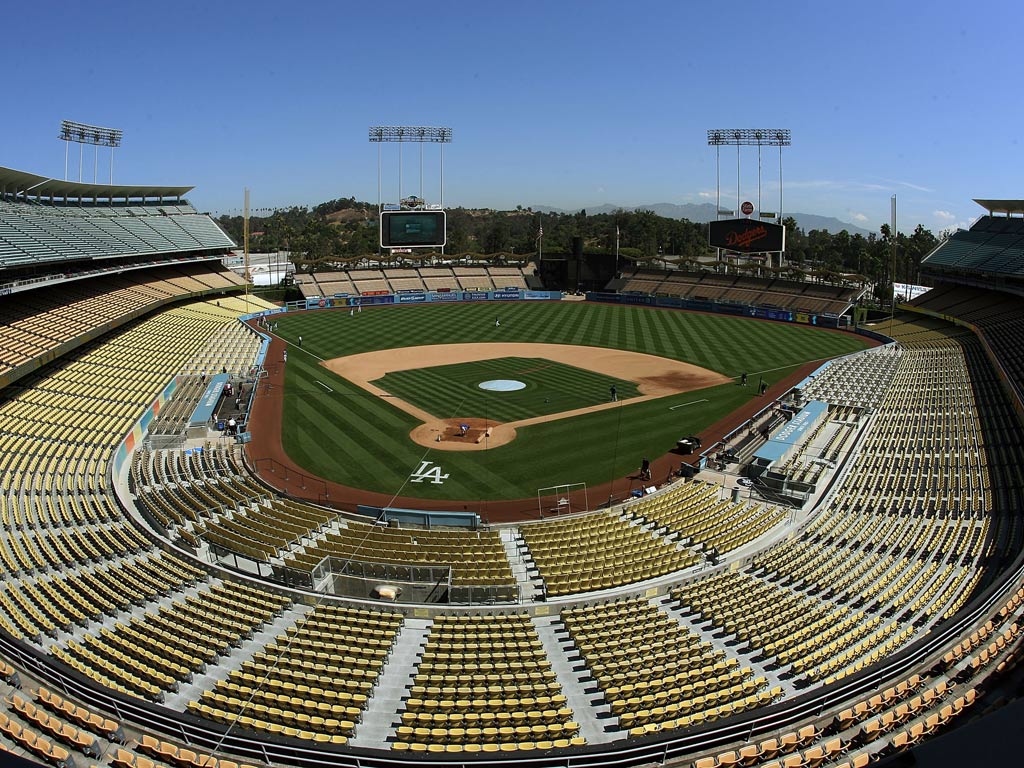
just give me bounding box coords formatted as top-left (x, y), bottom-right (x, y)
top-left (298, 336), bottom-right (303, 348)
top-left (610, 384), bottom-right (617, 402)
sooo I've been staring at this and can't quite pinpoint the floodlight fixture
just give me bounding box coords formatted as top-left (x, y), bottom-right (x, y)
top-left (369, 125), bottom-right (453, 227)
top-left (59, 119), bottom-right (124, 184)
top-left (368, 126), bottom-right (452, 143)
top-left (706, 128), bottom-right (790, 146)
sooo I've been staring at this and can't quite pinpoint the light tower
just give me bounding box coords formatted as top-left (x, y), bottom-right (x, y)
top-left (707, 128), bottom-right (791, 223)
top-left (369, 126), bottom-right (452, 255)
top-left (59, 120), bottom-right (123, 184)
top-left (368, 126), bottom-right (452, 212)
top-left (707, 129), bottom-right (791, 268)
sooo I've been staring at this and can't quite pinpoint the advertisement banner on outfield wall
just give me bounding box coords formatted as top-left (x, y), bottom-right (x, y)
top-left (745, 307), bottom-right (790, 321)
top-left (491, 290), bottom-right (521, 300)
top-left (717, 303), bottom-right (747, 316)
top-left (523, 290), bottom-right (558, 300)
top-left (397, 292), bottom-right (427, 303)
top-left (428, 291), bottom-right (461, 302)
top-left (306, 297), bottom-right (334, 309)
top-left (360, 294), bottom-right (395, 306)
top-left (686, 300), bottom-right (715, 312)
top-left (618, 293), bottom-right (655, 306)
top-left (464, 291), bottom-right (490, 302)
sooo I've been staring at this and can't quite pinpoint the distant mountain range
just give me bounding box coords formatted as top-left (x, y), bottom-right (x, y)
top-left (530, 202), bottom-right (873, 237)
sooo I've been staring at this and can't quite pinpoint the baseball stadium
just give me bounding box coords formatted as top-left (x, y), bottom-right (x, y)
top-left (1, 161), bottom-right (1024, 768)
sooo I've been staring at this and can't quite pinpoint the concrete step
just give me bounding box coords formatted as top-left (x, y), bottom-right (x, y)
top-left (349, 618), bottom-right (432, 747)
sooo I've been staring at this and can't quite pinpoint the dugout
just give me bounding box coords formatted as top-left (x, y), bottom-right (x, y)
top-left (748, 400), bottom-right (828, 478)
top-left (186, 373), bottom-right (230, 439)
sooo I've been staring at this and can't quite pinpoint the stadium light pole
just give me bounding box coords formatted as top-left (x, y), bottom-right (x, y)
top-left (889, 194), bottom-right (897, 338)
top-left (369, 125), bottom-right (452, 206)
top-left (370, 126), bottom-right (452, 258)
top-left (707, 129), bottom-right (792, 265)
top-left (735, 130), bottom-right (741, 217)
top-left (59, 120), bottom-right (123, 184)
top-left (756, 130), bottom-right (762, 215)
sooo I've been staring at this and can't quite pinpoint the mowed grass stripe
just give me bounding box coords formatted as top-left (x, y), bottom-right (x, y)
top-left (652, 308), bottom-right (684, 361)
top-left (569, 304), bottom-right (595, 346)
top-left (284, 351), bottom-right (414, 429)
top-left (635, 305), bottom-right (658, 352)
top-left (374, 357), bottom-right (639, 422)
top-left (275, 301), bottom-right (869, 499)
top-left (276, 300), bottom-right (848, 368)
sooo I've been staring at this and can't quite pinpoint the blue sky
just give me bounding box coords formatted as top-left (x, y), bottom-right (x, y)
top-left (0, 0), bottom-right (1018, 232)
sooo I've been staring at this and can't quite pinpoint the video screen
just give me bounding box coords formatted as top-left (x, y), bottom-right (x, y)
top-left (380, 211), bottom-right (447, 247)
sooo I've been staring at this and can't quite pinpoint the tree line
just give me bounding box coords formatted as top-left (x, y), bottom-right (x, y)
top-left (215, 200), bottom-right (942, 299)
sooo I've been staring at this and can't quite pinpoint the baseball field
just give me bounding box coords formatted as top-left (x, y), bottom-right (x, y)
top-left (263, 300), bottom-right (868, 502)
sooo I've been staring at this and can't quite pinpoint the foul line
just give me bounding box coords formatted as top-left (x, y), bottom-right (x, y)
top-left (314, 380), bottom-right (333, 392)
top-left (745, 354), bottom-right (849, 379)
top-left (669, 398), bottom-right (709, 411)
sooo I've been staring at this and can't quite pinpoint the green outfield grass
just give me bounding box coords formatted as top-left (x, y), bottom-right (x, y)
top-left (273, 301), bottom-right (869, 501)
top-left (372, 357), bottom-right (640, 422)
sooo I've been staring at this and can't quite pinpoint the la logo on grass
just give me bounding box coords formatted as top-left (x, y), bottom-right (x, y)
top-left (409, 460), bottom-right (449, 484)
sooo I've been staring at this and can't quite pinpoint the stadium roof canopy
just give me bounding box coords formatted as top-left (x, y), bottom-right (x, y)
top-left (0, 165), bottom-right (193, 201)
top-left (973, 199), bottom-right (1024, 215)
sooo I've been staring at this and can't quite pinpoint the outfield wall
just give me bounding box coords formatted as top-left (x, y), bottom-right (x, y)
top-left (287, 288), bottom-right (561, 312)
top-left (585, 291), bottom-right (847, 328)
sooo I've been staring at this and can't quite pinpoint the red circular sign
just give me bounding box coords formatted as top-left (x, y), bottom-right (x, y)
top-left (318, 299), bottom-right (326, 307)
top-left (741, 201), bottom-right (754, 216)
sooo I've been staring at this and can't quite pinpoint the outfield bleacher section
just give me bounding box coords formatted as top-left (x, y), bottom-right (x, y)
top-left (619, 268), bottom-right (858, 315)
top-left (299, 264), bottom-right (529, 299)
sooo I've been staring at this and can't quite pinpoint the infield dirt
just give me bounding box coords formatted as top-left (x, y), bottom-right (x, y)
top-left (245, 325), bottom-right (868, 522)
top-left (321, 342), bottom-right (730, 451)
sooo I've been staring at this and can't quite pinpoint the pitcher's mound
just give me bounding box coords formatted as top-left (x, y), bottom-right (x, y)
top-left (410, 417), bottom-right (517, 451)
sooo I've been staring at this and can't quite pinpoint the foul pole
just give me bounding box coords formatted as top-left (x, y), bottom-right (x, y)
top-left (244, 188), bottom-right (251, 314)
